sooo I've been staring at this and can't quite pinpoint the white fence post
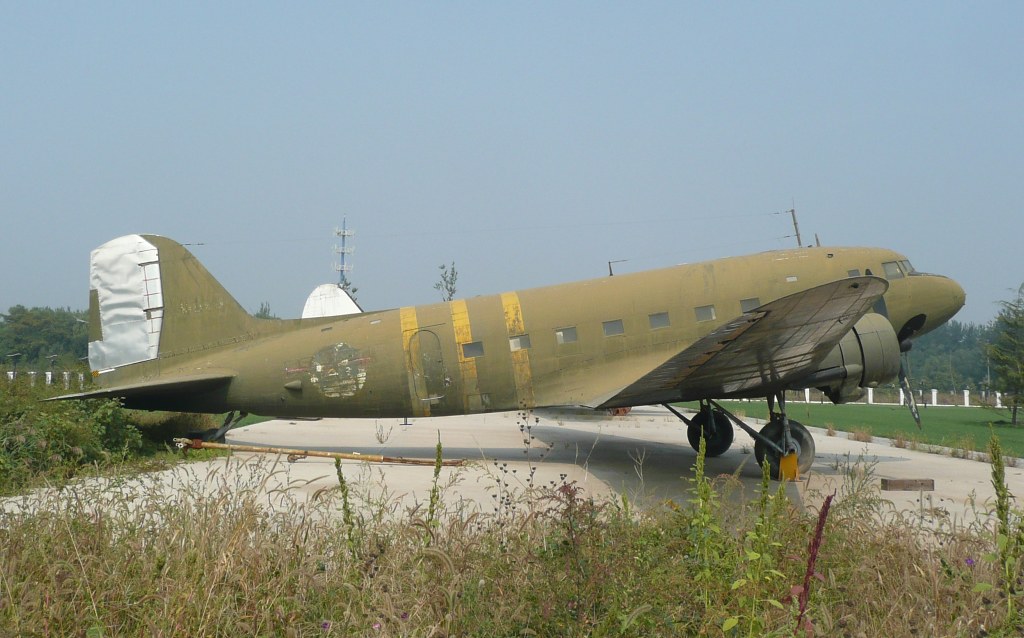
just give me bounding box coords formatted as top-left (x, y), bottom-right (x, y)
top-left (899, 387), bottom-right (905, 406)
top-left (963, 390), bottom-right (970, 407)
top-left (997, 392), bottom-right (1003, 408)
top-left (804, 388), bottom-right (811, 403)
top-left (867, 387), bottom-right (874, 404)
top-left (931, 389), bottom-right (938, 406)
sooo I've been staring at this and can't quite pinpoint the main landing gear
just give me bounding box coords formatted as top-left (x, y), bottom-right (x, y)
top-left (663, 394), bottom-right (816, 480)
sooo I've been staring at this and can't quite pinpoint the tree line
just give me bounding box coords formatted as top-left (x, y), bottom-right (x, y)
top-left (0, 305), bottom-right (89, 370)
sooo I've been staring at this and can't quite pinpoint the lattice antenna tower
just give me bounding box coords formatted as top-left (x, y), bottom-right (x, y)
top-left (333, 218), bottom-right (354, 288)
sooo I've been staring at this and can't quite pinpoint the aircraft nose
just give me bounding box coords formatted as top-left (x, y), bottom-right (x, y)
top-left (950, 277), bottom-right (966, 314)
top-left (921, 274), bottom-right (966, 332)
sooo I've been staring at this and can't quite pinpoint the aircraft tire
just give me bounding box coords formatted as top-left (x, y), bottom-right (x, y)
top-left (686, 409), bottom-right (734, 457)
top-left (754, 419), bottom-right (815, 479)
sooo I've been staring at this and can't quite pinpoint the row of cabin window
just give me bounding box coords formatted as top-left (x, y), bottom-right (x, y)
top-left (457, 261), bottom-right (917, 360)
top-left (460, 301), bottom-right (762, 360)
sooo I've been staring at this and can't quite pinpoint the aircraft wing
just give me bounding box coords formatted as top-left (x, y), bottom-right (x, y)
top-left (594, 276), bottom-right (888, 409)
top-left (48, 370), bottom-right (236, 402)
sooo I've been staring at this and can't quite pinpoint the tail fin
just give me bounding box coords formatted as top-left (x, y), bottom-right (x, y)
top-left (88, 234), bottom-right (255, 372)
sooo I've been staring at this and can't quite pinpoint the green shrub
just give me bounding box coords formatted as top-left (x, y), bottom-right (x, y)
top-left (0, 379), bottom-right (142, 491)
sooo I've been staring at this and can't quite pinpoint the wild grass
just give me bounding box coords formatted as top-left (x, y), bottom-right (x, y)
top-left (949, 435), bottom-right (978, 460)
top-left (851, 428), bottom-right (873, 443)
top-left (2, 438), bottom-right (1019, 636)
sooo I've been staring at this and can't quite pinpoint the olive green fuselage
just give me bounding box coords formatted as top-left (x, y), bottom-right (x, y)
top-left (118, 246), bottom-right (961, 418)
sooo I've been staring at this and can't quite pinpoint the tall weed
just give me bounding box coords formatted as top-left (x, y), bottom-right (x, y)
top-left (0, 442), bottom-right (1014, 636)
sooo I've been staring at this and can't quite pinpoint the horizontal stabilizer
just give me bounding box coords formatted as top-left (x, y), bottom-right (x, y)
top-left (47, 371), bottom-right (235, 402)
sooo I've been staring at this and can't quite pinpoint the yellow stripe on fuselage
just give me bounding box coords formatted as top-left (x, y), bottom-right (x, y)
top-left (500, 291), bottom-right (535, 409)
top-left (449, 299), bottom-right (478, 412)
top-left (400, 306), bottom-right (430, 417)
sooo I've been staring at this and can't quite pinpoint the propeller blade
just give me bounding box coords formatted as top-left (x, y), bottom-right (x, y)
top-left (899, 357), bottom-right (921, 429)
top-left (862, 291), bottom-right (920, 429)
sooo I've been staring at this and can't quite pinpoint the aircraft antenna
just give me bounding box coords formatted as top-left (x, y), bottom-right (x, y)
top-left (789, 207), bottom-right (802, 247)
top-left (333, 218), bottom-right (355, 288)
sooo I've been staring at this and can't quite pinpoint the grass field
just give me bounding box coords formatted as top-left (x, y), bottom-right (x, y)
top-left (687, 400), bottom-right (1024, 458)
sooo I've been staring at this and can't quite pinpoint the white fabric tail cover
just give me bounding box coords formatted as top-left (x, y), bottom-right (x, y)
top-left (88, 235), bottom-right (163, 371)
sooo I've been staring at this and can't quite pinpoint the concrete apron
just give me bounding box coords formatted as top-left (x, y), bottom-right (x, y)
top-left (221, 405), bottom-right (1024, 529)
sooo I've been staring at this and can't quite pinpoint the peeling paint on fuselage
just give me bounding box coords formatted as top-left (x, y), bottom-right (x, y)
top-left (292, 342), bottom-right (368, 399)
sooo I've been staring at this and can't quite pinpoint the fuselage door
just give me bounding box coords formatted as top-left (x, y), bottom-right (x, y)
top-left (408, 329), bottom-right (449, 407)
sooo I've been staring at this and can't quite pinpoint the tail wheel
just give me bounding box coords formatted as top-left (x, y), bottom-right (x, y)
top-left (686, 408), bottom-right (734, 457)
top-left (754, 419), bottom-right (816, 479)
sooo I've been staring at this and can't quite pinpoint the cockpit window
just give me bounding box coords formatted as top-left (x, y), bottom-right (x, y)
top-left (882, 261), bottom-right (904, 280)
top-left (899, 260), bottom-right (916, 274)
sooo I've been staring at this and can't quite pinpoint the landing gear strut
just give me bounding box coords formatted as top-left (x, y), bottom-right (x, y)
top-left (193, 411), bottom-right (249, 443)
top-left (755, 393), bottom-right (815, 480)
top-left (687, 401), bottom-right (734, 457)
top-left (664, 393), bottom-right (816, 480)
top-left (664, 401), bottom-right (734, 457)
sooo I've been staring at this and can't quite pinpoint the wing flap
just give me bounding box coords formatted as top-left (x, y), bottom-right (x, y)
top-left (596, 276), bottom-right (888, 409)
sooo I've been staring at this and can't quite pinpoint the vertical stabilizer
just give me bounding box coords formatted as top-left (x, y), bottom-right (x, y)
top-left (88, 234), bottom-right (255, 373)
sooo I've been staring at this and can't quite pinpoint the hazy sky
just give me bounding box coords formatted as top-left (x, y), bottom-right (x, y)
top-left (2, 3), bottom-right (1020, 325)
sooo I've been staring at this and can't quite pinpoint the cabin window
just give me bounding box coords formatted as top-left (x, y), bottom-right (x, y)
top-left (509, 334), bottom-right (531, 351)
top-left (695, 305), bottom-right (716, 322)
top-left (461, 341), bottom-right (484, 358)
top-left (847, 269), bottom-right (861, 277)
top-left (882, 261), bottom-right (904, 280)
top-left (603, 319), bottom-right (625, 337)
top-left (648, 312), bottom-right (670, 330)
top-left (555, 326), bottom-right (578, 345)
top-left (740, 298), bottom-right (760, 313)
top-left (899, 260), bottom-right (916, 274)
top-left (786, 275), bottom-right (798, 283)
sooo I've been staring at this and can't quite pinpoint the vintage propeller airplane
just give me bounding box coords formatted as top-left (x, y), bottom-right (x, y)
top-left (55, 234), bottom-right (964, 479)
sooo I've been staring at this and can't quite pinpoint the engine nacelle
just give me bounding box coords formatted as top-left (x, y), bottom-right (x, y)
top-left (791, 312), bottom-right (901, 404)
